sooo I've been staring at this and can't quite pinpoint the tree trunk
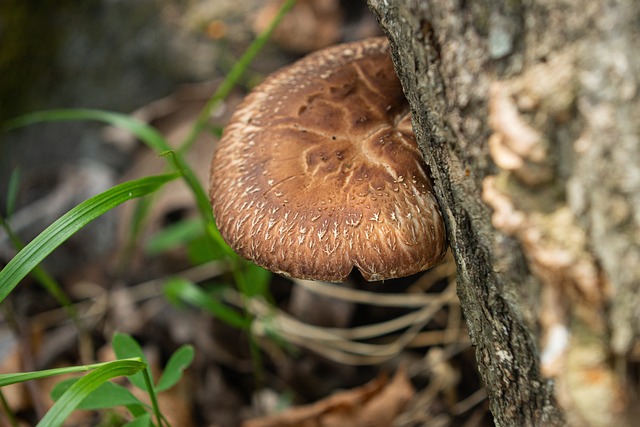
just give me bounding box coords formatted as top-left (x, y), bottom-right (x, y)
top-left (367, 1), bottom-right (640, 426)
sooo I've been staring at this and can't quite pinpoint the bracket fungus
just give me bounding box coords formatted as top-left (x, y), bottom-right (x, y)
top-left (209, 37), bottom-right (447, 282)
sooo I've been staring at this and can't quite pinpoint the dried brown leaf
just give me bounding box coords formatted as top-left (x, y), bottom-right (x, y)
top-left (243, 366), bottom-right (414, 427)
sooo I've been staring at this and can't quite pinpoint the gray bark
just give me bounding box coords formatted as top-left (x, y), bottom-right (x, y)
top-left (368, 1), bottom-right (640, 426)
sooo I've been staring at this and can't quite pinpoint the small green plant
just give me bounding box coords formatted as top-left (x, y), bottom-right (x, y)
top-left (0, 333), bottom-right (193, 427)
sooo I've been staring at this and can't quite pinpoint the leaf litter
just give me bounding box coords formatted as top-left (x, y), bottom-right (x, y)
top-left (0, 3), bottom-right (491, 424)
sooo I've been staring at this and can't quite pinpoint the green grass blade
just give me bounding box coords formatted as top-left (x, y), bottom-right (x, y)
top-left (5, 107), bottom-right (233, 260)
top-left (178, 0), bottom-right (298, 153)
top-left (145, 218), bottom-right (203, 255)
top-left (4, 109), bottom-right (169, 153)
top-left (4, 108), bottom-right (179, 277)
top-left (0, 218), bottom-right (78, 320)
top-left (20, 262), bottom-right (77, 318)
top-left (0, 173), bottom-right (179, 303)
top-left (7, 106), bottom-right (233, 262)
top-left (164, 277), bottom-right (249, 330)
top-left (155, 345), bottom-right (194, 392)
top-left (0, 389), bottom-right (19, 427)
top-left (50, 378), bottom-right (143, 410)
top-left (36, 359), bottom-right (146, 427)
top-left (0, 366), bottom-right (82, 387)
top-left (158, 151), bottom-right (230, 255)
top-left (0, 358), bottom-right (141, 387)
top-left (5, 167), bottom-right (21, 218)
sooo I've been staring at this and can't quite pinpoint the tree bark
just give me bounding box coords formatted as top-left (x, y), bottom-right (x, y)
top-left (367, 1), bottom-right (640, 426)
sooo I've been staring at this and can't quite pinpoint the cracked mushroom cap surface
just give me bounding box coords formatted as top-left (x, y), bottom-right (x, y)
top-left (209, 37), bottom-right (447, 282)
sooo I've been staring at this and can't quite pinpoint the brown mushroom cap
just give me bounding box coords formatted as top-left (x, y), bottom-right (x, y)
top-left (209, 37), bottom-right (447, 282)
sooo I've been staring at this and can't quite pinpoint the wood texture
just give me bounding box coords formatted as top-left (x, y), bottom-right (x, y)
top-left (367, 0), bottom-right (640, 425)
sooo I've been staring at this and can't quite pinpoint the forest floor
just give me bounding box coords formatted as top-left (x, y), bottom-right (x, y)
top-left (0, 1), bottom-right (492, 426)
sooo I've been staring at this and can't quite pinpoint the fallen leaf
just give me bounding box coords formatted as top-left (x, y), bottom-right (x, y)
top-left (243, 365), bottom-right (414, 427)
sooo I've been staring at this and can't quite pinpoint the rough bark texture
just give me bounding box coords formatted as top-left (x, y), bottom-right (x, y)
top-left (368, 1), bottom-right (640, 426)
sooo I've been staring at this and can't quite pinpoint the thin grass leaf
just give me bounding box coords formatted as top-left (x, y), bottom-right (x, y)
top-left (0, 218), bottom-right (78, 319)
top-left (0, 359), bottom-right (136, 388)
top-left (0, 389), bottom-right (19, 427)
top-left (7, 107), bottom-right (233, 260)
top-left (164, 278), bottom-right (249, 330)
top-left (51, 378), bottom-right (143, 410)
top-left (145, 218), bottom-right (203, 255)
top-left (21, 263), bottom-right (77, 318)
top-left (183, 167), bottom-right (231, 254)
top-left (5, 167), bottom-right (21, 218)
top-left (130, 194), bottom-right (155, 240)
top-left (179, 0), bottom-right (298, 153)
top-left (4, 108), bottom-right (178, 276)
top-left (160, 150), bottom-right (231, 258)
top-left (4, 109), bottom-right (169, 153)
top-left (118, 193), bottom-right (157, 273)
top-left (8, 107), bottom-right (232, 262)
top-left (36, 358), bottom-right (146, 427)
top-left (0, 173), bottom-right (179, 304)
top-left (209, 125), bottom-right (224, 138)
top-left (155, 345), bottom-right (194, 392)
top-left (176, 0), bottom-right (298, 271)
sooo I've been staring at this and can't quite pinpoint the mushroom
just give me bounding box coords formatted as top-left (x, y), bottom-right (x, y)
top-left (209, 37), bottom-right (447, 282)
